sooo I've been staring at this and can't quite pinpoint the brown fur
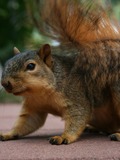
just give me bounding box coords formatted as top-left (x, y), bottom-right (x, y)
top-left (28, 0), bottom-right (120, 43)
top-left (1, 0), bottom-right (120, 144)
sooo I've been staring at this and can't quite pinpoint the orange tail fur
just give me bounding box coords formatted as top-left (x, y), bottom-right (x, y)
top-left (27, 0), bottom-right (120, 45)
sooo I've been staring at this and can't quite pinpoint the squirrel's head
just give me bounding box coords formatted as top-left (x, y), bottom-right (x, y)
top-left (1, 44), bottom-right (55, 96)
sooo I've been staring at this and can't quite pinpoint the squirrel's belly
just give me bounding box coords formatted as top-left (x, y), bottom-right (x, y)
top-left (89, 101), bottom-right (120, 133)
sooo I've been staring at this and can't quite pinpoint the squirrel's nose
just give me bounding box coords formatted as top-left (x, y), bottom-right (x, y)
top-left (1, 81), bottom-right (13, 91)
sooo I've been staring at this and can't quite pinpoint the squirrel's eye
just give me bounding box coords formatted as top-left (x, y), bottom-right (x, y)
top-left (26, 63), bottom-right (36, 70)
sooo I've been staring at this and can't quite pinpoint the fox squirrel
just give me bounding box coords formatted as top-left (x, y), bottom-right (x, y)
top-left (1, 0), bottom-right (120, 144)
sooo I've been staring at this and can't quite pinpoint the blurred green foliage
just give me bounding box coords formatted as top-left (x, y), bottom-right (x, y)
top-left (111, 0), bottom-right (120, 20)
top-left (0, 0), bottom-right (120, 65)
top-left (0, 0), bottom-right (33, 65)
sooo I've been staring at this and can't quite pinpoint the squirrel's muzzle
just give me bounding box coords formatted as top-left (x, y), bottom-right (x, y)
top-left (1, 80), bottom-right (13, 92)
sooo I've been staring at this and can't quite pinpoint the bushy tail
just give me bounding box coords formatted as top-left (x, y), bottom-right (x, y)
top-left (27, 0), bottom-right (120, 46)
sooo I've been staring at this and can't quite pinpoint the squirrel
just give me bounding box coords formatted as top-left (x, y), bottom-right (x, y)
top-left (1, 0), bottom-right (120, 145)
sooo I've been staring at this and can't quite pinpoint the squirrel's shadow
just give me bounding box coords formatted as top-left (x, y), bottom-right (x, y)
top-left (19, 131), bottom-right (62, 143)
top-left (18, 130), bottom-right (108, 144)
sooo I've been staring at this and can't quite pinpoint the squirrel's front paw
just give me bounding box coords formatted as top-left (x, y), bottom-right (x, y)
top-left (49, 136), bottom-right (69, 145)
top-left (49, 134), bottom-right (77, 145)
top-left (0, 133), bottom-right (19, 141)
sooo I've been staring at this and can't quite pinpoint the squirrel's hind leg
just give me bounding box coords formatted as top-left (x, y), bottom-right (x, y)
top-left (110, 132), bottom-right (120, 141)
top-left (109, 83), bottom-right (120, 141)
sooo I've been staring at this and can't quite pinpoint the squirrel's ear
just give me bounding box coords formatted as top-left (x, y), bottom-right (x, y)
top-left (38, 44), bottom-right (53, 68)
top-left (13, 47), bottom-right (20, 55)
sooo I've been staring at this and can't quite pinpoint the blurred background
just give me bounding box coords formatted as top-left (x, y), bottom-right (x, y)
top-left (0, 0), bottom-right (120, 103)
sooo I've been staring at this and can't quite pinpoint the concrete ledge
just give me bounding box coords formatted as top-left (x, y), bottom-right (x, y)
top-left (0, 104), bottom-right (120, 160)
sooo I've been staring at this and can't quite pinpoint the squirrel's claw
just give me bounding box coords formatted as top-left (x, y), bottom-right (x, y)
top-left (49, 136), bottom-right (69, 145)
top-left (49, 136), bottom-right (63, 145)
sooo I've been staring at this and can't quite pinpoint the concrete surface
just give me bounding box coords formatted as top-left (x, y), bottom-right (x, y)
top-left (0, 104), bottom-right (120, 160)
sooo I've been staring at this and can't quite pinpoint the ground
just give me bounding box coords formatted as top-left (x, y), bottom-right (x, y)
top-left (0, 104), bottom-right (120, 160)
